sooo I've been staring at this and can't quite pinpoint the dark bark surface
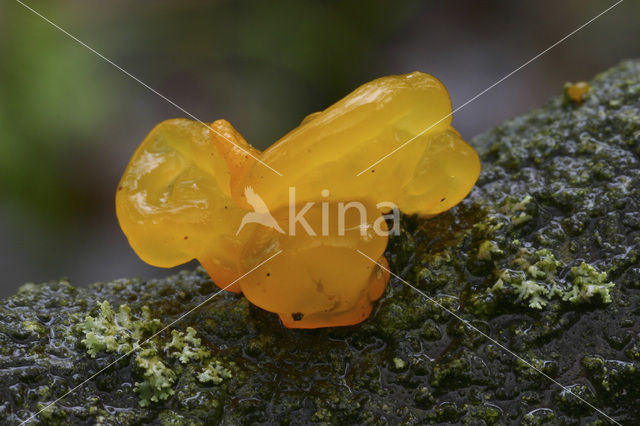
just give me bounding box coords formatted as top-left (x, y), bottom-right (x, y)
top-left (1, 60), bottom-right (639, 425)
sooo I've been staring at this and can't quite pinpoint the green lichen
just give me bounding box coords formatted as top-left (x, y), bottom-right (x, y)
top-left (197, 360), bottom-right (232, 384)
top-left (79, 301), bottom-right (136, 356)
top-left (477, 240), bottom-right (504, 260)
top-left (488, 249), bottom-right (613, 309)
top-left (392, 357), bottom-right (407, 371)
top-left (167, 327), bottom-right (210, 364)
top-left (500, 194), bottom-right (534, 225)
top-left (564, 262), bottom-right (615, 304)
top-left (134, 344), bottom-right (176, 407)
top-left (78, 301), bottom-right (231, 407)
top-left (22, 320), bottom-right (46, 335)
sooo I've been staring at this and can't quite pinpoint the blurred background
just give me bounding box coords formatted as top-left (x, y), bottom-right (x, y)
top-left (0, 0), bottom-right (638, 298)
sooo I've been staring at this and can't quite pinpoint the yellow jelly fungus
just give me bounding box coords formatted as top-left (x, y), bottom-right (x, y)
top-left (116, 72), bottom-right (480, 329)
top-left (238, 201), bottom-right (391, 328)
top-left (565, 81), bottom-right (590, 104)
top-left (232, 72), bottom-right (480, 216)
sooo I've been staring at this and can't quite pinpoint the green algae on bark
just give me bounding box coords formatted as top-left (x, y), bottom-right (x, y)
top-left (2, 60), bottom-right (640, 424)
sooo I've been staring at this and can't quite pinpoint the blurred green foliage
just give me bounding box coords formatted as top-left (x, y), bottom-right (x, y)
top-left (1, 3), bottom-right (112, 223)
top-left (0, 0), bottom-right (420, 226)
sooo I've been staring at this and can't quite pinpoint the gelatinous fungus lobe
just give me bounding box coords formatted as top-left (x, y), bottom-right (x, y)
top-left (235, 72), bottom-right (480, 217)
top-left (116, 72), bottom-right (480, 328)
top-left (116, 119), bottom-right (249, 293)
top-left (238, 201), bottom-right (390, 328)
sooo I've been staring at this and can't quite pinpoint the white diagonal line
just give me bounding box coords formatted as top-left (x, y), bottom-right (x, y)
top-left (356, 0), bottom-right (624, 176)
top-left (19, 249), bottom-right (283, 425)
top-left (357, 249), bottom-right (621, 426)
top-left (13, 0), bottom-right (283, 177)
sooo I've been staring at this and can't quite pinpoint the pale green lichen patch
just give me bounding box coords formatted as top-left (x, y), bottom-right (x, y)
top-left (78, 301), bottom-right (231, 407)
top-left (79, 301), bottom-right (139, 356)
top-left (197, 361), bottom-right (232, 384)
top-left (564, 262), bottom-right (615, 304)
top-left (477, 240), bottom-right (504, 260)
top-left (487, 249), bottom-right (614, 309)
top-left (167, 327), bottom-right (210, 364)
top-left (500, 194), bottom-right (534, 225)
top-left (22, 320), bottom-right (46, 336)
top-left (134, 344), bottom-right (177, 406)
top-left (392, 357), bottom-right (407, 370)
